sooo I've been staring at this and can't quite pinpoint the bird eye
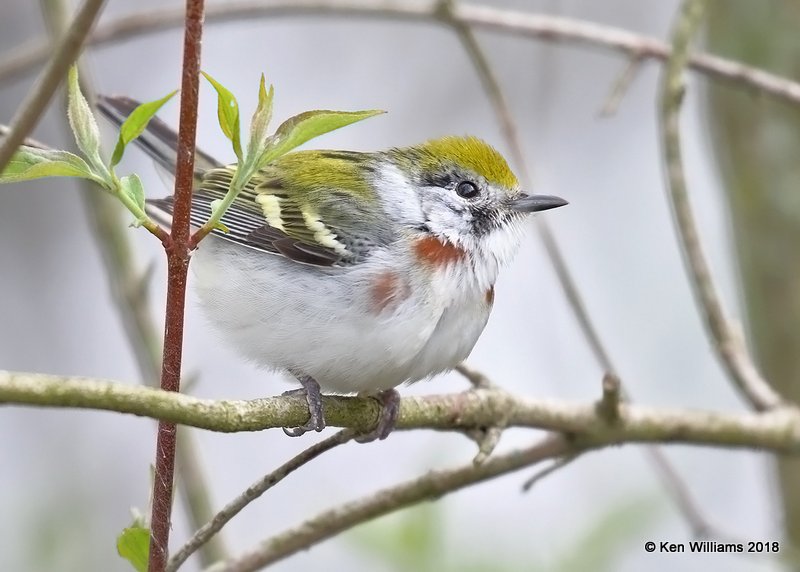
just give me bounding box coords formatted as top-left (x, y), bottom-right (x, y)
top-left (456, 180), bottom-right (480, 199)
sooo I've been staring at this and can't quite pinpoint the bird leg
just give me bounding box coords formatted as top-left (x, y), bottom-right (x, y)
top-left (356, 388), bottom-right (400, 443)
top-left (282, 373), bottom-right (326, 437)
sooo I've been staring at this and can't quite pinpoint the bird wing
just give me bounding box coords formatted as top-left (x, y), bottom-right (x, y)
top-left (148, 155), bottom-right (392, 267)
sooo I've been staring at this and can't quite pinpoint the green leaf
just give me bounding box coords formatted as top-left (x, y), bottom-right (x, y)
top-left (259, 108), bottom-right (384, 168)
top-left (202, 71), bottom-right (242, 161)
top-left (246, 73), bottom-right (274, 163)
top-left (119, 173), bottom-right (146, 215)
top-left (116, 525), bottom-right (150, 572)
top-left (0, 146), bottom-right (101, 184)
top-left (67, 66), bottom-right (105, 175)
top-left (111, 90), bottom-right (178, 167)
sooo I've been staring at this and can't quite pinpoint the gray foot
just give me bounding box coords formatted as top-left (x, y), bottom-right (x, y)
top-left (283, 374), bottom-right (326, 437)
top-left (356, 389), bottom-right (400, 443)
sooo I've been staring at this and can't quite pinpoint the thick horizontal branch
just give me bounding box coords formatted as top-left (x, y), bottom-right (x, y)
top-left (1, 1), bottom-right (800, 108)
top-left (2, 370), bottom-right (800, 453)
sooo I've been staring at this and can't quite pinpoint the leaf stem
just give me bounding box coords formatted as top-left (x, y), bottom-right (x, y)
top-left (189, 167), bottom-right (252, 247)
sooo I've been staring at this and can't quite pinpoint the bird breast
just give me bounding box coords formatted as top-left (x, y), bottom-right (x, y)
top-left (190, 236), bottom-right (495, 393)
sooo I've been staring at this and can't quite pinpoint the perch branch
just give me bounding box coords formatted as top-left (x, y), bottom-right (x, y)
top-left (2, 371), bottom-right (800, 452)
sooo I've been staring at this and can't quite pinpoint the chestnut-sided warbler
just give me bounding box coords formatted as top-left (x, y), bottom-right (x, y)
top-left (98, 96), bottom-right (567, 442)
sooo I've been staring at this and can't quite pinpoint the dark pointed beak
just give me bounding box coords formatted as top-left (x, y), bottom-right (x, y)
top-left (508, 194), bottom-right (568, 213)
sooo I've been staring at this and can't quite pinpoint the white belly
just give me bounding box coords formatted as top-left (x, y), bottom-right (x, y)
top-left (190, 238), bottom-right (493, 393)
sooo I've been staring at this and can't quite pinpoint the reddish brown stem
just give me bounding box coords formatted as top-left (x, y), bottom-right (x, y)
top-left (148, 0), bottom-right (205, 570)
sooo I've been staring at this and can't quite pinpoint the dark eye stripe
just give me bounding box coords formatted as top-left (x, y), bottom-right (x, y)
top-left (423, 173), bottom-right (453, 187)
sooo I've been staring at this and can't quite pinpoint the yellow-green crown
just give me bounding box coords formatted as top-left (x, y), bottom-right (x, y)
top-left (392, 136), bottom-right (519, 190)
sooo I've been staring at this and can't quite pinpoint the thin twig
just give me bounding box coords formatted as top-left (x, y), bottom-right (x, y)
top-left (457, 367), bottom-right (711, 540)
top-left (455, 364), bottom-right (504, 462)
top-left (599, 56), bottom-right (644, 117)
top-left (33, 4), bottom-right (220, 562)
top-left (521, 452), bottom-right (579, 492)
top-left (148, 0), bottom-right (205, 570)
top-left (443, 0), bottom-right (611, 469)
top-left (596, 373), bottom-right (622, 422)
top-left (0, 121), bottom-right (226, 564)
top-left (0, 124), bottom-right (48, 149)
top-left (454, 365), bottom-right (504, 462)
top-left (467, 425), bottom-right (504, 465)
top-left (441, 0), bottom-right (719, 545)
top-left (209, 435), bottom-right (570, 572)
top-left (659, 0), bottom-right (783, 412)
top-left (167, 430), bottom-right (357, 572)
top-left (0, 0), bottom-right (105, 172)
top-left (457, 3), bottom-right (800, 106)
top-left (34, 3), bottom-right (213, 563)
top-left (1, 0), bottom-right (785, 562)
top-left (71, 188), bottom-right (222, 564)
top-left (6, 120), bottom-right (220, 564)
top-left (439, 0), bottom-right (528, 180)
top-left (441, 0), bottom-right (618, 377)
top-left (455, 362), bottom-right (493, 389)
top-left (3, 105), bottom-right (163, 383)
top-left (3, 2), bottom-right (800, 109)
top-left (4, 371), bottom-right (800, 452)
top-left (535, 225), bottom-right (616, 373)
top-left (642, 447), bottom-right (713, 538)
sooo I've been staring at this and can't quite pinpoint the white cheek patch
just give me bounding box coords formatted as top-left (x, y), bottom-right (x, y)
top-left (374, 162), bottom-right (523, 269)
top-left (424, 197), bottom-right (464, 240)
top-left (375, 163), bottom-right (425, 225)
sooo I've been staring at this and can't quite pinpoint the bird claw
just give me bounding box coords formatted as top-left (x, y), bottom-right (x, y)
top-left (356, 389), bottom-right (400, 443)
top-left (282, 376), bottom-right (326, 437)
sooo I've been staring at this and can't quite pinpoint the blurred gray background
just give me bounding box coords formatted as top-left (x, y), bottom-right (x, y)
top-left (0, 1), bottom-right (785, 571)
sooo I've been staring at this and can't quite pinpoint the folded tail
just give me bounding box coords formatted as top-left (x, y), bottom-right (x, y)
top-left (97, 95), bottom-right (225, 226)
top-left (96, 95), bottom-right (223, 178)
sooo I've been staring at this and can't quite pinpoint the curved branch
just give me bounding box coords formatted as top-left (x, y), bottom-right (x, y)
top-left (441, 0), bottom-right (615, 373)
top-left (2, 370), bottom-right (800, 452)
top-left (658, 0), bottom-right (784, 411)
top-left (167, 429), bottom-right (357, 572)
top-left (442, 0), bottom-right (716, 541)
top-left (209, 434), bottom-right (570, 571)
top-left (2, 1), bottom-right (800, 108)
